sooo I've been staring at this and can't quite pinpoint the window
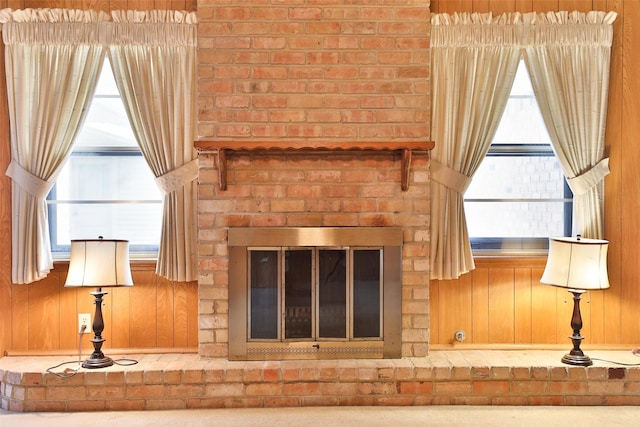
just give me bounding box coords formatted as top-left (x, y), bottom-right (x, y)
top-left (464, 58), bottom-right (572, 253)
top-left (248, 247), bottom-right (383, 342)
top-left (47, 61), bottom-right (163, 256)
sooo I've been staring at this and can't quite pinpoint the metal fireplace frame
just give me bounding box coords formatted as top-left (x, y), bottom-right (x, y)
top-left (228, 227), bottom-right (402, 360)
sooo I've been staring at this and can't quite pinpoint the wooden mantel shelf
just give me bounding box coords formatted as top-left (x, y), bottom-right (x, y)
top-left (194, 140), bottom-right (435, 191)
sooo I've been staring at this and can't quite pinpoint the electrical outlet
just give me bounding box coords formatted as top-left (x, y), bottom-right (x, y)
top-left (78, 313), bottom-right (91, 334)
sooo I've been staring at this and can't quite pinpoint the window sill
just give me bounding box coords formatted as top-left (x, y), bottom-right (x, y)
top-left (53, 257), bottom-right (158, 272)
top-left (472, 254), bottom-right (548, 269)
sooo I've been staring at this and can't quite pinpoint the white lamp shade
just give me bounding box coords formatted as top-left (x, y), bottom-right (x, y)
top-left (65, 239), bottom-right (134, 288)
top-left (540, 237), bottom-right (610, 290)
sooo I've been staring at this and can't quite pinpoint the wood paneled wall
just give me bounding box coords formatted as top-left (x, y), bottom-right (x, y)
top-left (430, 0), bottom-right (640, 349)
top-left (7, 263), bottom-right (199, 353)
top-left (1, 0), bottom-right (639, 355)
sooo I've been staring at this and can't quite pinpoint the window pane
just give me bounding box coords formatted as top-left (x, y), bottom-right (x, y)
top-left (53, 203), bottom-right (161, 245)
top-left (493, 62), bottom-right (551, 145)
top-left (353, 250), bottom-right (381, 338)
top-left (94, 64), bottom-right (120, 95)
top-left (56, 155), bottom-right (160, 201)
top-left (465, 150), bottom-right (568, 240)
top-left (76, 98), bottom-right (137, 148)
top-left (76, 64), bottom-right (136, 148)
top-left (466, 201), bottom-right (567, 238)
top-left (50, 154), bottom-right (162, 249)
top-left (284, 250), bottom-right (313, 339)
top-left (250, 251), bottom-right (279, 340)
top-left (466, 156), bottom-right (565, 199)
top-left (318, 250), bottom-right (347, 339)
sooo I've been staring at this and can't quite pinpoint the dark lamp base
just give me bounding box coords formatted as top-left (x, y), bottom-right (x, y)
top-left (561, 290), bottom-right (593, 367)
top-left (561, 353), bottom-right (593, 367)
top-left (82, 355), bottom-right (114, 369)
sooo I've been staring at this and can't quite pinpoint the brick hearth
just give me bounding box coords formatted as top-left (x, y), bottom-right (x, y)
top-left (2, 350), bottom-right (640, 412)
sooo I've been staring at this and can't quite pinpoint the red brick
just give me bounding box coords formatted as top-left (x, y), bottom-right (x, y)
top-left (319, 382), bottom-right (358, 396)
top-left (289, 7), bottom-right (322, 20)
top-left (25, 386), bottom-right (46, 400)
top-left (377, 396), bottom-right (414, 406)
top-left (306, 21), bottom-right (342, 34)
top-left (205, 383), bottom-right (244, 397)
top-left (281, 368), bottom-right (299, 382)
top-left (22, 373), bottom-right (43, 386)
top-left (146, 399), bottom-right (186, 410)
top-left (47, 386), bottom-right (86, 400)
top-left (215, 7), bottom-right (250, 20)
top-left (300, 396), bottom-right (339, 406)
top-left (549, 380), bottom-right (587, 394)
top-left (87, 385), bottom-right (126, 399)
top-left (25, 400), bottom-right (66, 412)
top-left (473, 380), bottom-right (510, 395)
top-left (492, 395), bottom-right (528, 405)
top-left (283, 382), bottom-right (319, 396)
top-left (105, 371), bottom-right (125, 385)
top-left (605, 395), bottom-right (640, 405)
top-left (433, 381), bottom-right (472, 395)
top-left (565, 395), bottom-right (604, 405)
top-left (271, 52), bottom-right (306, 65)
top-left (263, 369), bottom-right (280, 383)
top-left (67, 399), bottom-right (106, 411)
top-left (264, 396), bottom-right (300, 407)
top-left (245, 383), bottom-right (282, 396)
top-left (587, 381), bottom-right (625, 394)
top-left (398, 381), bottom-right (433, 395)
top-left (587, 367), bottom-right (607, 380)
top-left (511, 380), bottom-right (548, 394)
top-left (167, 384), bottom-right (205, 397)
top-left (183, 370), bottom-right (204, 384)
top-left (143, 371), bottom-right (164, 384)
top-left (625, 381), bottom-right (640, 393)
top-left (126, 384), bottom-right (166, 398)
top-left (527, 395), bottom-right (565, 405)
top-left (186, 397), bottom-right (225, 409)
top-left (550, 367), bottom-right (569, 380)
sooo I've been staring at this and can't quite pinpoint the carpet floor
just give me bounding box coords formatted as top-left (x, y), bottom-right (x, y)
top-left (1, 405), bottom-right (639, 427)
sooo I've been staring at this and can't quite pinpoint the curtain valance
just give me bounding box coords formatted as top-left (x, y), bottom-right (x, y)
top-left (0, 8), bottom-right (198, 46)
top-left (431, 11), bottom-right (616, 47)
top-left (0, 8), bottom-right (196, 24)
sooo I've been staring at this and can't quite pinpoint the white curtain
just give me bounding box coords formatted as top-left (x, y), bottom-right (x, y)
top-left (108, 10), bottom-right (198, 282)
top-left (1, 9), bottom-right (109, 284)
top-left (430, 13), bottom-right (522, 280)
top-left (523, 11), bottom-right (616, 239)
top-left (430, 11), bottom-right (616, 280)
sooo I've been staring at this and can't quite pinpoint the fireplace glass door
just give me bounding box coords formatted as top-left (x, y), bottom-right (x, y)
top-left (284, 249), bottom-right (313, 339)
top-left (248, 247), bottom-right (383, 342)
top-left (249, 250), bottom-right (279, 339)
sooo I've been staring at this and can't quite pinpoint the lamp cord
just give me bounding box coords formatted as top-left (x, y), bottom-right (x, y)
top-left (590, 348), bottom-right (640, 366)
top-left (113, 358), bottom-right (139, 366)
top-left (46, 325), bottom-right (87, 378)
top-left (45, 325), bottom-right (138, 377)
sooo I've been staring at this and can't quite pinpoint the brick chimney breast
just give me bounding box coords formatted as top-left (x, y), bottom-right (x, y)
top-left (196, 0), bottom-right (432, 359)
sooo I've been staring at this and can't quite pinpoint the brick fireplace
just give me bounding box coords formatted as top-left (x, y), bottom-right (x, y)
top-left (195, 1), bottom-right (432, 359)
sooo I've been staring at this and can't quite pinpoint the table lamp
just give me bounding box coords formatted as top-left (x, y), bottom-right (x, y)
top-left (540, 236), bottom-right (610, 366)
top-left (64, 237), bottom-right (133, 369)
